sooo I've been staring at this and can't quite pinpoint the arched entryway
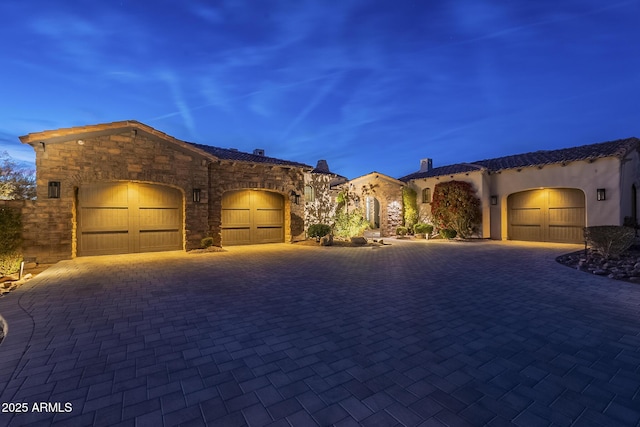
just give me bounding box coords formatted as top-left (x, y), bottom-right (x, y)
top-left (77, 182), bottom-right (183, 256)
top-left (221, 190), bottom-right (284, 245)
top-left (365, 196), bottom-right (380, 229)
top-left (507, 188), bottom-right (585, 243)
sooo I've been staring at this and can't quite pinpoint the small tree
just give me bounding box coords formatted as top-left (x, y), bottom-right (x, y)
top-left (403, 187), bottom-right (418, 232)
top-left (431, 181), bottom-right (481, 238)
top-left (0, 152), bottom-right (36, 200)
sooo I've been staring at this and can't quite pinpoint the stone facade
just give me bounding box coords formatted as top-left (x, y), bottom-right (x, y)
top-left (18, 121), bottom-right (310, 263)
top-left (339, 172), bottom-right (404, 237)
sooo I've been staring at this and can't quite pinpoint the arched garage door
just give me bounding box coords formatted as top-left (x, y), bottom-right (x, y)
top-left (222, 190), bottom-right (284, 245)
top-left (78, 182), bottom-right (183, 256)
top-left (508, 188), bottom-right (585, 243)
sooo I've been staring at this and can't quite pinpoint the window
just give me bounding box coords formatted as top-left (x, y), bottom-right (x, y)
top-left (422, 187), bottom-right (431, 203)
top-left (48, 181), bottom-right (61, 198)
top-left (304, 185), bottom-right (315, 202)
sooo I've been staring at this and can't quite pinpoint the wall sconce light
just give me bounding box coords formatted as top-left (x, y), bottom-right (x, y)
top-left (77, 139), bottom-right (85, 145)
top-left (48, 181), bottom-right (61, 198)
top-left (490, 195), bottom-right (498, 205)
top-left (193, 188), bottom-right (201, 203)
top-left (290, 190), bottom-right (300, 205)
top-left (597, 188), bottom-right (606, 201)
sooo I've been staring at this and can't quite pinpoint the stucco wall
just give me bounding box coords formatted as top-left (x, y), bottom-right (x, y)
top-left (408, 171), bottom-right (489, 238)
top-left (490, 157), bottom-right (621, 239)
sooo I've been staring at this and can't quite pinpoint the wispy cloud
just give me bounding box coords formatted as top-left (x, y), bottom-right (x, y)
top-left (157, 71), bottom-right (198, 138)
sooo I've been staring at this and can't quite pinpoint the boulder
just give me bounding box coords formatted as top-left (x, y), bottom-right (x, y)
top-left (320, 234), bottom-right (333, 246)
top-left (350, 236), bottom-right (367, 246)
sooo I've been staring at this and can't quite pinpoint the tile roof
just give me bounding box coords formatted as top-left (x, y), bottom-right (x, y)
top-left (188, 142), bottom-right (312, 168)
top-left (400, 137), bottom-right (640, 181)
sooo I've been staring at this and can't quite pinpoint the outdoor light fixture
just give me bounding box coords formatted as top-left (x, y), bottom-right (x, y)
top-left (48, 181), bottom-right (60, 198)
top-left (193, 188), bottom-right (201, 203)
top-left (490, 195), bottom-right (498, 205)
top-left (597, 188), bottom-right (606, 201)
top-left (290, 190), bottom-right (300, 205)
top-left (77, 139), bottom-right (85, 145)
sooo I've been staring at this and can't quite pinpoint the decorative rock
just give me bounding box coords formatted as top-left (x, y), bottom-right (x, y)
top-left (320, 234), bottom-right (333, 246)
top-left (350, 236), bottom-right (367, 246)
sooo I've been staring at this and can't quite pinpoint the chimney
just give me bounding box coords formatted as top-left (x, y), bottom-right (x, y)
top-left (315, 160), bottom-right (330, 172)
top-left (419, 158), bottom-right (432, 172)
top-left (253, 148), bottom-right (265, 156)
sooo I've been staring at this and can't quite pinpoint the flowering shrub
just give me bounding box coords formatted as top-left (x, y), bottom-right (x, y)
top-left (431, 181), bottom-right (481, 238)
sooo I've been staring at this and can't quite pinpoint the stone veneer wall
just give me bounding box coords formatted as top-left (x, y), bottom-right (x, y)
top-left (27, 129), bottom-right (210, 262)
top-left (208, 161), bottom-right (307, 246)
top-left (346, 176), bottom-right (404, 237)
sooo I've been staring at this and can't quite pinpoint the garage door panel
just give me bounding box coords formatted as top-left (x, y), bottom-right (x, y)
top-left (548, 207), bottom-right (585, 226)
top-left (78, 182), bottom-right (182, 256)
top-left (222, 209), bottom-right (250, 227)
top-left (549, 226), bottom-right (583, 243)
top-left (255, 209), bottom-right (284, 226)
top-left (255, 227), bottom-right (283, 243)
top-left (80, 232), bottom-right (129, 256)
top-left (81, 183), bottom-right (129, 207)
top-left (80, 208), bottom-right (129, 231)
top-left (222, 228), bottom-right (252, 245)
top-left (510, 225), bottom-right (542, 241)
top-left (137, 183), bottom-right (182, 207)
top-left (509, 208), bottom-right (541, 226)
top-left (139, 208), bottom-right (181, 230)
top-left (140, 230), bottom-right (182, 252)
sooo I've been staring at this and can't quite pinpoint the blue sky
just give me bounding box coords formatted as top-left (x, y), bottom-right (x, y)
top-left (1, 0), bottom-right (639, 179)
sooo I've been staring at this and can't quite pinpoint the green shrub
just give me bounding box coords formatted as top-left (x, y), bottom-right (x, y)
top-left (201, 237), bottom-right (214, 248)
top-left (0, 207), bottom-right (22, 254)
top-left (440, 229), bottom-right (457, 239)
top-left (333, 211), bottom-right (370, 238)
top-left (413, 223), bottom-right (433, 235)
top-left (0, 252), bottom-right (22, 276)
top-left (308, 224), bottom-right (332, 239)
top-left (396, 226), bottom-right (408, 236)
top-left (584, 226), bottom-right (635, 259)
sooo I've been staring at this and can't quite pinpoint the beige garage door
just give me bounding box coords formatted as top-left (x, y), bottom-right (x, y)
top-left (78, 182), bottom-right (182, 256)
top-left (508, 188), bottom-right (585, 243)
top-left (222, 190), bottom-right (284, 245)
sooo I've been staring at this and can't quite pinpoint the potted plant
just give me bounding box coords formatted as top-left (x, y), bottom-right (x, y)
top-left (413, 223), bottom-right (433, 239)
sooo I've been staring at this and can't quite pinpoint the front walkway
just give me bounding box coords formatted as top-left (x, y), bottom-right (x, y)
top-left (1, 240), bottom-right (639, 426)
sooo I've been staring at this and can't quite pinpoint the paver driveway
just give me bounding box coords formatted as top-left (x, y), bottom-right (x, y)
top-left (1, 240), bottom-right (639, 426)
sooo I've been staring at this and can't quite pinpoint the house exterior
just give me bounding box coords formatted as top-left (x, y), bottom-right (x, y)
top-left (13, 119), bottom-right (640, 262)
top-left (400, 138), bottom-right (640, 243)
top-left (18, 121), bottom-right (313, 262)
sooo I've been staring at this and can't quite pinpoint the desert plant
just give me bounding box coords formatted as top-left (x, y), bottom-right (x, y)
top-left (0, 206), bottom-right (22, 254)
top-left (308, 224), bottom-right (332, 239)
top-left (402, 187), bottom-right (418, 231)
top-left (0, 252), bottom-right (22, 276)
top-left (333, 211), bottom-right (370, 238)
top-left (200, 237), bottom-right (214, 248)
top-left (431, 181), bottom-right (481, 238)
top-left (440, 229), bottom-right (457, 239)
top-left (584, 226), bottom-right (635, 259)
top-left (413, 223), bottom-right (433, 235)
top-left (396, 226), bottom-right (408, 236)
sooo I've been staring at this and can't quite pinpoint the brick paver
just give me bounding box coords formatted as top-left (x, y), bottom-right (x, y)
top-left (1, 240), bottom-right (639, 426)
